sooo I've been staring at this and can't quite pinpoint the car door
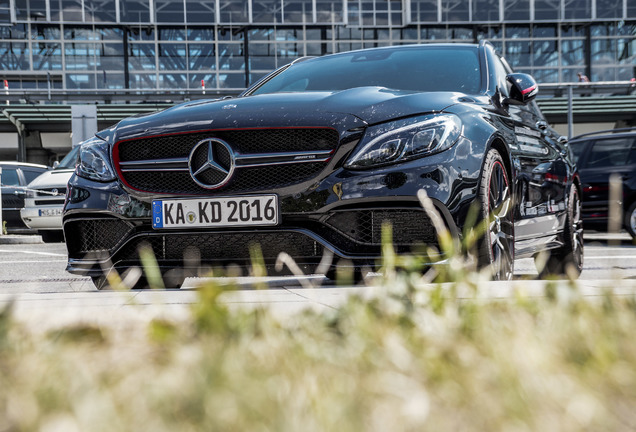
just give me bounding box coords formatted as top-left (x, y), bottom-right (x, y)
top-left (0, 166), bottom-right (25, 227)
top-left (508, 102), bottom-right (567, 243)
top-left (578, 136), bottom-right (636, 223)
top-left (487, 50), bottom-right (564, 249)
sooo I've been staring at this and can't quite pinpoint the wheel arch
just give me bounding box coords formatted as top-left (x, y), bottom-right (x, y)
top-left (488, 137), bottom-right (513, 185)
top-left (477, 135), bottom-right (514, 200)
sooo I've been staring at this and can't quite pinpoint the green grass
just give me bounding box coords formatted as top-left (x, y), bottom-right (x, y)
top-left (2, 275), bottom-right (636, 431)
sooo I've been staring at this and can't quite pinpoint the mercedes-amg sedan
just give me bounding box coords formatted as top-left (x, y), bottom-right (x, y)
top-left (63, 41), bottom-right (583, 289)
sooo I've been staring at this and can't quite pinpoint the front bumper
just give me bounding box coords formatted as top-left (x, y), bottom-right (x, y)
top-left (64, 142), bottom-right (479, 278)
top-left (20, 206), bottom-right (63, 230)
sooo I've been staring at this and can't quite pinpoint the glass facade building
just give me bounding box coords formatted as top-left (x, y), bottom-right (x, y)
top-left (0, 0), bottom-right (634, 94)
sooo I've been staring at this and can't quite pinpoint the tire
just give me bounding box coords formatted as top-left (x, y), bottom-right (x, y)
top-left (626, 202), bottom-right (636, 239)
top-left (477, 148), bottom-right (514, 280)
top-left (40, 230), bottom-right (64, 243)
top-left (535, 186), bottom-right (584, 279)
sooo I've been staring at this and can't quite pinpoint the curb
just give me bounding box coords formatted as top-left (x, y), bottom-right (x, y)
top-left (0, 235), bottom-right (43, 245)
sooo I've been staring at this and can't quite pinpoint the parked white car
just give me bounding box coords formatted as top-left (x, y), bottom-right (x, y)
top-left (20, 146), bottom-right (79, 242)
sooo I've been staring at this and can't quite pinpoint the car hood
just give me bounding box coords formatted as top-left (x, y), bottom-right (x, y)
top-left (27, 169), bottom-right (74, 189)
top-left (106, 87), bottom-right (476, 142)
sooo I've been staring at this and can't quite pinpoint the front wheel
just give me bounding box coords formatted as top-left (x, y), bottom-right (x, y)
top-left (477, 148), bottom-right (514, 280)
top-left (535, 186), bottom-right (584, 279)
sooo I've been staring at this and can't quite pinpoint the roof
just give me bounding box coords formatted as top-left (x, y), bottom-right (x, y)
top-left (0, 161), bottom-right (48, 169)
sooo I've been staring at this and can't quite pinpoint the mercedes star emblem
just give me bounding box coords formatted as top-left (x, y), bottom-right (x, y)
top-left (188, 138), bottom-right (235, 189)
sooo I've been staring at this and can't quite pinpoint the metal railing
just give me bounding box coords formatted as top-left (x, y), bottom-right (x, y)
top-left (0, 80), bottom-right (633, 104)
top-left (537, 81), bottom-right (636, 138)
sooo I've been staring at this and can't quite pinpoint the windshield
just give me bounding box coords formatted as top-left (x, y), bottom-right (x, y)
top-left (55, 146), bottom-right (80, 170)
top-left (250, 46), bottom-right (482, 96)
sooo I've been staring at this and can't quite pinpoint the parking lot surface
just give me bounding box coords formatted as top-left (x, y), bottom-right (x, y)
top-left (0, 232), bottom-right (634, 329)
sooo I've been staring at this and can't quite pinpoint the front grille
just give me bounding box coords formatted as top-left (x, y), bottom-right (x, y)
top-left (35, 199), bottom-right (65, 205)
top-left (118, 129), bottom-right (338, 162)
top-left (116, 128), bottom-right (339, 195)
top-left (65, 218), bottom-right (134, 257)
top-left (123, 162), bottom-right (327, 195)
top-left (36, 188), bottom-right (66, 197)
top-left (116, 231), bottom-right (321, 262)
top-left (325, 209), bottom-right (439, 247)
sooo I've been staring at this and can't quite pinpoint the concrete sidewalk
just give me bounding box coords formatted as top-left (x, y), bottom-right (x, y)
top-left (0, 234), bottom-right (43, 245)
top-left (2, 278), bottom-right (636, 331)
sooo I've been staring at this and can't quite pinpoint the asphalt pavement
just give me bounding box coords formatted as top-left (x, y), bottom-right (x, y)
top-left (0, 232), bottom-right (634, 330)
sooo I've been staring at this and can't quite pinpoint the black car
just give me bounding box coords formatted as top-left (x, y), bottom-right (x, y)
top-left (569, 128), bottom-right (636, 239)
top-left (63, 41), bottom-right (583, 289)
top-left (1, 162), bottom-right (48, 233)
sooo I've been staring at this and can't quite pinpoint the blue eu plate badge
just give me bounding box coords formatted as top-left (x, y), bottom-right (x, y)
top-left (152, 200), bottom-right (163, 228)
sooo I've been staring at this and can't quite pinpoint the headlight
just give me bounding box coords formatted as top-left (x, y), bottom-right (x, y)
top-left (345, 114), bottom-right (462, 169)
top-left (76, 136), bottom-right (116, 182)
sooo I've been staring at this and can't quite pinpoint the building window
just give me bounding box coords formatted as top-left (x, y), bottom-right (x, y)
top-left (563, 0), bottom-right (592, 20)
top-left (16, 0), bottom-right (48, 21)
top-left (473, 0), bottom-right (500, 22)
top-left (504, 0), bottom-right (530, 21)
top-left (185, 0), bottom-right (216, 24)
top-left (442, 0), bottom-right (470, 22)
top-left (347, 0), bottom-right (403, 27)
top-left (315, 0), bottom-right (345, 23)
top-left (0, 42), bottom-right (30, 70)
top-left (534, 0), bottom-right (561, 20)
top-left (596, 0), bottom-right (623, 19)
top-left (156, 0), bottom-right (186, 23)
top-left (85, 0), bottom-right (118, 23)
top-left (219, 0), bottom-right (251, 24)
top-left (283, 0), bottom-right (314, 23)
top-left (120, 0), bottom-right (152, 24)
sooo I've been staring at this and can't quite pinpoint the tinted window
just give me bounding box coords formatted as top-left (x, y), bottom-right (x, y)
top-left (0, 167), bottom-right (20, 186)
top-left (569, 141), bottom-right (587, 163)
top-left (584, 137), bottom-right (635, 168)
top-left (23, 169), bottom-right (44, 183)
top-left (251, 47), bottom-right (481, 95)
top-left (56, 146), bottom-right (80, 170)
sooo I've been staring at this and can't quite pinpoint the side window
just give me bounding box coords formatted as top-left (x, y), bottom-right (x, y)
top-left (569, 141), bottom-right (587, 163)
top-left (584, 138), bottom-right (634, 169)
top-left (23, 169), bottom-right (43, 184)
top-left (0, 167), bottom-right (20, 186)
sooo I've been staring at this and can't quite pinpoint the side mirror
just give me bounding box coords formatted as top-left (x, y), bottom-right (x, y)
top-left (504, 73), bottom-right (538, 106)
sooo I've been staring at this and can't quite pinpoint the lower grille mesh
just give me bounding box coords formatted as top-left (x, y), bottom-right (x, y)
top-left (117, 232), bottom-right (321, 262)
top-left (325, 209), bottom-right (439, 246)
top-left (65, 218), bottom-right (134, 256)
top-left (66, 210), bottom-right (440, 264)
top-left (123, 161), bottom-right (327, 194)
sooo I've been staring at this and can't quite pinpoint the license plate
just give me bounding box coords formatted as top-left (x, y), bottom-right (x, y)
top-left (39, 208), bottom-right (63, 217)
top-left (152, 195), bottom-right (279, 229)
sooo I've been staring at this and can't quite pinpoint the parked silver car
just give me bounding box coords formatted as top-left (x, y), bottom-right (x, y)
top-left (21, 147), bottom-right (79, 242)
